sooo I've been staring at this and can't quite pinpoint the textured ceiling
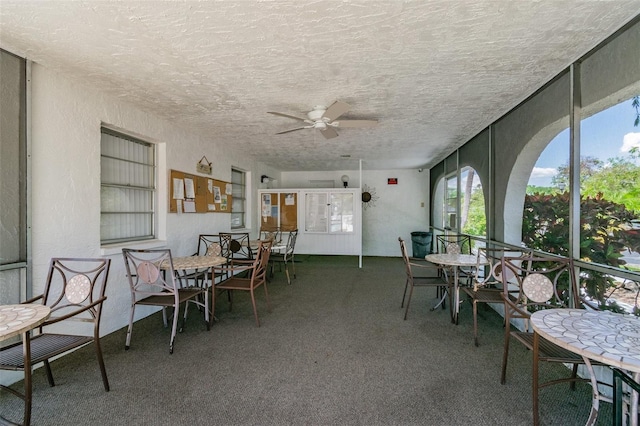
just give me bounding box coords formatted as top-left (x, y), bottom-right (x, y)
top-left (1, 1), bottom-right (639, 171)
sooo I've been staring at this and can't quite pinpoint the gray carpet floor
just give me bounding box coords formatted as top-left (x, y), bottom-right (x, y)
top-left (1, 255), bottom-right (612, 425)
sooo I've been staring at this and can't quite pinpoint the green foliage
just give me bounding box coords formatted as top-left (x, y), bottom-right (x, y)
top-left (526, 185), bottom-right (556, 195)
top-left (522, 192), bottom-right (640, 310)
top-left (552, 153), bottom-right (640, 212)
top-left (633, 96), bottom-right (640, 127)
top-left (581, 155), bottom-right (640, 212)
top-left (461, 187), bottom-right (486, 236)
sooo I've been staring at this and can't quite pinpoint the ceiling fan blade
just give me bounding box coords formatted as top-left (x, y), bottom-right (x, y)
top-left (334, 119), bottom-right (378, 128)
top-left (276, 127), bottom-right (308, 135)
top-left (320, 127), bottom-right (338, 139)
top-left (322, 101), bottom-right (350, 122)
top-left (268, 111), bottom-right (308, 122)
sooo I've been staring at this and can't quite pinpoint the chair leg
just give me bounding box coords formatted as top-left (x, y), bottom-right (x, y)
top-left (570, 364), bottom-right (578, 391)
top-left (473, 300), bottom-right (479, 347)
top-left (264, 283), bottom-right (272, 313)
top-left (169, 305), bottom-right (179, 354)
top-left (125, 304), bottom-right (135, 350)
top-left (403, 281), bottom-right (414, 320)
top-left (401, 277), bottom-right (410, 308)
top-left (161, 306), bottom-right (168, 327)
top-left (181, 300), bottom-right (189, 333)
top-left (284, 262), bottom-right (291, 285)
top-left (94, 339), bottom-right (110, 391)
top-left (250, 289), bottom-right (260, 327)
top-left (43, 359), bottom-right (55, 387)
top-left (203, 290), bottom-right (210, 331)
top-left (291, 256), bottom-right (296, 279)
top-left (501, 329), bottom-right (511, 385)
top-left (209, 285), bottom-right (216, 328)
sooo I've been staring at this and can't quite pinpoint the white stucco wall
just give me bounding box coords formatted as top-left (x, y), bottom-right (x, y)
top-left (29, 64), bottom-right (274, 337)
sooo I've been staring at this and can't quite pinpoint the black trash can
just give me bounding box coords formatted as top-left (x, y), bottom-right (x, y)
top-left (410, 231), bottom-right (432, 258)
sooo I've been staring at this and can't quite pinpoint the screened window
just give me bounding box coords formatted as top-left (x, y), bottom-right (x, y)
top-left (231, 168), bottom-right (246, 229)
top-left (0, 49), bottom-right (27, 304)
top-left (100, 128), bottom-right (156, 244)
top-left (444, 174), bottom-right (458, 230)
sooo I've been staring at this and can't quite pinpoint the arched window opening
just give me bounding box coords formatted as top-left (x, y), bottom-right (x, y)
top-left (460, 166), bottom-right (486, 238)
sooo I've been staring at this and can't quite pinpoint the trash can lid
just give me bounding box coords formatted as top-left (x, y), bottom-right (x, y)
top-left (411, 231), bottom-right (431, 236)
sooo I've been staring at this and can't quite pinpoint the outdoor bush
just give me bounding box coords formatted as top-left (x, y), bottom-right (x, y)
top-left (522, 191), bottom-right (640, 311)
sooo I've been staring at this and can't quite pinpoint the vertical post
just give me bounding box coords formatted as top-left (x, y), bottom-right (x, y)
top-left (569, 63), bottom-right (581, 306)
top-left (487, 126), bottom-right (494, 241)
top-left (359, 159), bottom-right (363, 269)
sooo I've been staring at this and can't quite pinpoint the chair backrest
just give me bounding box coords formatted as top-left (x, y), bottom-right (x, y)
top-left (219, 232), bottom-right (253, 260)
top-left (196, 234), bottom-right (222, 257)
top-left (436, 234), bottom-right (472, 255)
top-left (122, 249), bottom-right (179, 297)
top-left (398, 237), bottom-right (413, 279)
top-left (259, 226), bottom-right (281, 243)
top-left (473, 247), bottom-right (531, 291)
top-left (280, 224), bottom-right (297, 233)
top-left (501, 254), bottom-right (580, 328)
top-left (41, 257), bottom-right (111, 326)
top-left (283, 229), bottom-right (298, 257)
top-left (249, 240), bottom-right (273, 286)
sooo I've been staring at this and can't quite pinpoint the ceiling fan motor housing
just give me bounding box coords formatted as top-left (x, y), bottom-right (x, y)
top-left (307, 107), bottom-right (327, 122)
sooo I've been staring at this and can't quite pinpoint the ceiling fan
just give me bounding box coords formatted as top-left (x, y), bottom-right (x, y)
top-left (268, 101), bottom-right (377, 139)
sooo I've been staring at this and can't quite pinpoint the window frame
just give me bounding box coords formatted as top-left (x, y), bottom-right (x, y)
top-left (231, 168), bottom-right (246, 229)
top-left (100, 127), bottom-right (157, 245)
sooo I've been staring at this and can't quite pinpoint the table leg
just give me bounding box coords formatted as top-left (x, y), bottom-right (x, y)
top-left (430, 267), bottom-right (449, 311)
top-left (430, 289), bottom-right (448, 311)
top-left (452, 267), bottom-right (460, 325)
top-left (23, 329), bottom-right (33, 426)
top-left (583, 356), bottom-right (604, 426)
top-left (632, 372), bottom-right (639, 426)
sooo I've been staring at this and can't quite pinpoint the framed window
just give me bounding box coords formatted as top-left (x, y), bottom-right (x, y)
top-left (231, 168), bottom-right (246, 229)
top-left (100, 128), bottom-right (156, 244)
top-left (444, 173), bottom-right (458, 231)
top-left (305, 191), bottom-right (354, 233)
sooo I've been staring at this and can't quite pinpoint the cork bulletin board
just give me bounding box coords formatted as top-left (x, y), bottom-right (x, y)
top-left (169, 169), bottom-right (233, 213)
top-left (279, 192), bottom-right (298, 229)
top-left (260, 191), bottom-right (298, 229)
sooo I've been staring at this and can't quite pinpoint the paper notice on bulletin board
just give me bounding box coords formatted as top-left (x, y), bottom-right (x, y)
top-left (173, 178), bottom-right (185, 199)
top-left (262, 194), bottom-right (271, 217)
top-left (184, 200), bottom-right (196, 213)
top-left (184, 178), bottom-right (196, 198)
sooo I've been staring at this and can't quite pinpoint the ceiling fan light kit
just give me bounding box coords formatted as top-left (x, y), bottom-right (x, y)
top-left (268, 100), bottom-right (377, 139)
